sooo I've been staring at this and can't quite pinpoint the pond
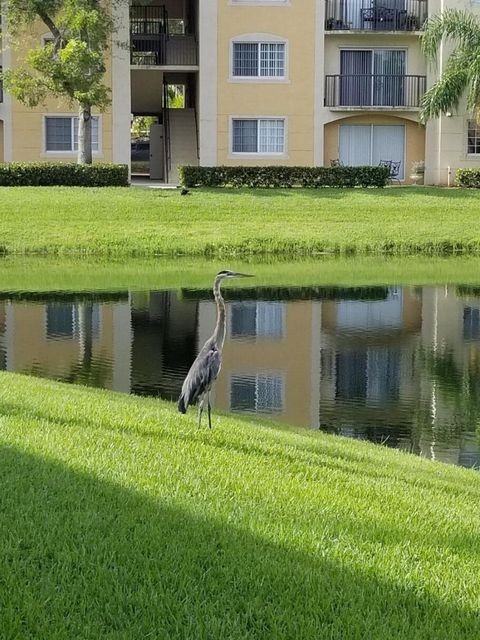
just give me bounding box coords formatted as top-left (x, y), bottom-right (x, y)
top-left (1, 258), bottom-right (480, 469)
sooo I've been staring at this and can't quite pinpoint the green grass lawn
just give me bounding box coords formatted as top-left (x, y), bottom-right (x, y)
top-left (1, 372), bottom-right (480, 638)
top-left (3, 254), bottom-right (480, 292)
top-left (3, 186), bottom-right (480, 256)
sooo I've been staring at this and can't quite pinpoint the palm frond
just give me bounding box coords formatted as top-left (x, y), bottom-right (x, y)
top-left (420, 51), bottom-right (469, 122)
top-left (422, 9), bottom-right (480, 63)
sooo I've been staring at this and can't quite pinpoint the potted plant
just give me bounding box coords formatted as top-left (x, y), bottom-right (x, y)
top-left (410, 160), bottom-right (425, 185)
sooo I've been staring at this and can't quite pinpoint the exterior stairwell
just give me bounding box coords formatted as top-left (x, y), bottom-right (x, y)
top-left (167, 108), bottom-right (199, 184)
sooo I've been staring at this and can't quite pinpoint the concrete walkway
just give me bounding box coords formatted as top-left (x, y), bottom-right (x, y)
top-left (131, 177), bottom-right (178, 189)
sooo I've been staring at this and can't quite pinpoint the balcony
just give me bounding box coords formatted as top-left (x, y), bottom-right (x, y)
top-left (325, 0), bottom-right (427, 32)
top-left (0, 67), bottom-right (3, 103)
top-left (325, 74), bottom-right (426, 108)
top-left (130, 5), bottom-right (198, 67)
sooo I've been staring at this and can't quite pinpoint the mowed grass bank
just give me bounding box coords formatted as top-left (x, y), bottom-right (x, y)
top-left (3, 254), bottom-right (480, 292)
top-left (0, 373), bottom-right (480, 638)
top-left (3, 186), bottom-right (480, 256)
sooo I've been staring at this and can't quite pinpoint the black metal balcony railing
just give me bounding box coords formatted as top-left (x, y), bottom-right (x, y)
top-left (325, 74), bottom-right (426, 108)
top-left (0, 67), bottom-right (3, 103)
top-left (325, 0), bottom-right (427, 31)
top-left (130, 5), bottom-right (197, 66)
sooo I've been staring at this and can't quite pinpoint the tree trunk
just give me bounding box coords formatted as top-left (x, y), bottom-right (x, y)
top-left (78, 103), bottom-right (93, 165)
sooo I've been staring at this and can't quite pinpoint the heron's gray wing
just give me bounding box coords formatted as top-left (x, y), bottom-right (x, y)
top-left (178, 347), bottom-right (221, 413)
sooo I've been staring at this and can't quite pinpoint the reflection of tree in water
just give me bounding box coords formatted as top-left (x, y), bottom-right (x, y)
top-left (67, 304), bottom-right (110, 389)
top-left (420, 346), bottom-right (480, 441)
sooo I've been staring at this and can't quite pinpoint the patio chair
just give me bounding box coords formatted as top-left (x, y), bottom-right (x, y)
top-left (361, 5), bottom-right (396, 30)
top-left (379, 159), bottom-right (401, 184)
top-left (389, 161), bottom-right (401, 184)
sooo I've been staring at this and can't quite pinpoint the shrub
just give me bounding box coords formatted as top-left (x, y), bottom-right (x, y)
top-left (179, 165), bottom-right (390, 189)
top-left (0, 163), bottom-right (129, 187)
top-left (456, 168), bottom-right (480, 188)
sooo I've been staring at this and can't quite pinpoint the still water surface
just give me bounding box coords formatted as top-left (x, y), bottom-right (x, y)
top-left (1, 282), bottom-right (480, 468)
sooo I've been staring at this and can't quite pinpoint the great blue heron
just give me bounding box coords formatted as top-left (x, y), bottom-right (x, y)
top-left (178, 270), bottom-right (253, 427)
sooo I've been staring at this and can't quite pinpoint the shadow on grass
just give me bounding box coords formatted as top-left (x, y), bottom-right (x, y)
top-left (0, 440), bottom-right (479, 638)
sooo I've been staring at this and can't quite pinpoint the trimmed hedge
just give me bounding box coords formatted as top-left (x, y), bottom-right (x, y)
top-left (179, 165), bottom-right (391, 189)
top-left (0, 163), bottom-right (129, 187)
top-left (456, 168), bottom-right (480, 188)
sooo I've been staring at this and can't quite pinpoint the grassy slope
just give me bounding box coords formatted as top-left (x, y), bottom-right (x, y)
top-left (0, 373), bottom-right (479, 639)
top-left (3, 186), bottom-right (480, 256)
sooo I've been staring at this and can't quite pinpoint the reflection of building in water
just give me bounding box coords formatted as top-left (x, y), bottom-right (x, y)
top-left (419, 287), bottom-right (480, 467)
top-left (0, 285), bottom-right (480, 468)
top-left (130, 291), bottom-right (198, 398)
top-left (198, 299), bottom-right (322, 429)
top-left (319, 287), bottom-right (422, 449)
top-left (0, 291), bottom-right (199, 400)
top-left (0, 298), bottom-right (126, 390)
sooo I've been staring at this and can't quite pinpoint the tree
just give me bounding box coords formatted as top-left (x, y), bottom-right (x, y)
top-left (2, 0), bottom-right (114, 164)
top-left (420, 9), bottom-right (480, 123)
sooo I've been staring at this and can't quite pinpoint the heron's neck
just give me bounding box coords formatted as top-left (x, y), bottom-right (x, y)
top-left (213, 277), bottom-right (226, 350)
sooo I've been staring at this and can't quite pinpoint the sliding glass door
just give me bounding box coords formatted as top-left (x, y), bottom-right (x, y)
top-left (340, 49), bottom-right (406, 106)
top-left (339, 124), bottom-right (405, 179)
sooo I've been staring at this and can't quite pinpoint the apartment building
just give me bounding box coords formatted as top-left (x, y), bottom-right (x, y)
top-left (0, 0), bottom-right (479, 184)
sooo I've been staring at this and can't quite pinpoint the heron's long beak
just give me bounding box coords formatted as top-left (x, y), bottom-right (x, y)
top-left (232, 272), bottom-right (254, 278)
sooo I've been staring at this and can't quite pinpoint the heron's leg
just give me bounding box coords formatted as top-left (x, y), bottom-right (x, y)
top-left (198, 395), bottom-right (205, 428)
top-left (207, 391), bottom-right (212, 429)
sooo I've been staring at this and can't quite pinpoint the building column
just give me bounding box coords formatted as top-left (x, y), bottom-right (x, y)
top-left (198, 0), bottom-right (218, 166)
top-left (111, 0), bottom-right (132, 170)
top-left (314, 0), bottom-right (325, 166)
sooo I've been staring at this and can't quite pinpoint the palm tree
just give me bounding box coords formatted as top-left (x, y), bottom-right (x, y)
top-left (420, 9), bottom-right (480, 122)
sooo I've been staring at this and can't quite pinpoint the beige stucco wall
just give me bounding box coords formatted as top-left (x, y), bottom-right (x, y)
top-left (216, 1), bottom-right (316, 165)
top-left (324, 113), bottom-right (425, 183)
top-left (214, 301), bottom-right (317, 428)
top-left (323, 34), bottom-right (426, 76)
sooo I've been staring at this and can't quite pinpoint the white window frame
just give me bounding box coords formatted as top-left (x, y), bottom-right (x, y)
top-left (42, 114), bottom-right (103, 157)
top-left (229, 116), bottom-right (288, 158)
top-left (230, 34), bottom-right (289, 82)
top-left (466, 118), bottom-right (480, 158)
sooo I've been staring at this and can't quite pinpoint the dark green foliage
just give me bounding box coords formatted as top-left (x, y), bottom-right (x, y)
top-left (455, 168), bottom-right (480, 188)
top-left (0, 163), bottom-right (129, 187)
top-left (179, 165), bottom-right (391, 189)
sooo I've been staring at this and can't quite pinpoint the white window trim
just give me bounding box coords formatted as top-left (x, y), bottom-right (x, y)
top-left (42, 113), bottom-right (103, 158)
top-left (465, 117), bottom-right (480, 159)
top-left (229, 371), bottom-right (286, 414)
top-left (230, 34), bottom-right (289, 82)
top-left (229, 116), bottom-right (288, 159)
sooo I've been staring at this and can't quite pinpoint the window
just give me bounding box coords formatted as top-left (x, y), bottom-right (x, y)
top-left (340, 49), bottom-right (406, 107)
top-left (339, 124), bottom-right (405, 180)
top-left (233, 42), bottom-right (285, 78)
top-left (46, 303), bottom-right (74, 339)
top-left (464, 307), bottom-right (480, 340)
top-left (467, 120), bottom-right (480, 155)
top-left (230, 373), bottom-right (284, 414)
top-left (45, 116), bottom-right (99, 152)
top-left (231, 302), bottom-right (284, 338)
top-left (232, 119), bottom-right (285, 154)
